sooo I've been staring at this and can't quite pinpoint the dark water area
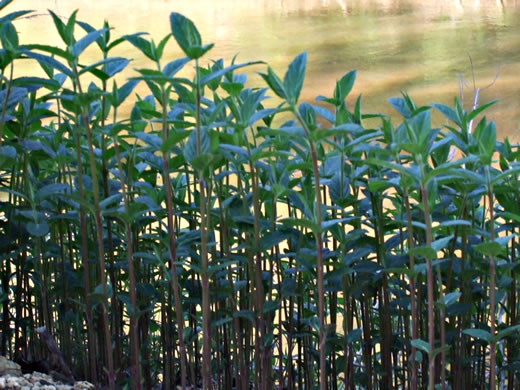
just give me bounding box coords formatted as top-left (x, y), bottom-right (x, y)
top-left (12, 0), bottom-right (520, 139)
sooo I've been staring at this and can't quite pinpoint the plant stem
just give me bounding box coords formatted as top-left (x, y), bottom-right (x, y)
top-left (421, 181), bottom-right (435, 390)
top-left (293, 109), bottom-right (326, 390)
top-left (73, 64), bottom-right (115, 390)
top-left (403, 187), bottom-right (418, 390)
top-left (160, 84), bottom-right (188, 390)
top-left (193, 59), bottom-right (211, 390)
top-left (113, 136), bottom-right (141, 390)
top-left (486, 167), bottom-right (496, 389)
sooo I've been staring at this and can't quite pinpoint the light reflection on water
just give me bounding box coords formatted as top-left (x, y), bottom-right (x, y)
top-left (9, 0), bottom-right (520, 139)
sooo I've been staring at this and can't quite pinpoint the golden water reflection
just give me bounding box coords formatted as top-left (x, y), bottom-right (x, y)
top-left (9, 0), bottom-right (520, 139)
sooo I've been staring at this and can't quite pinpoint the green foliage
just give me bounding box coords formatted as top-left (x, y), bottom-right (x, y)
top-left (0, 6), bottom-right (519, 390)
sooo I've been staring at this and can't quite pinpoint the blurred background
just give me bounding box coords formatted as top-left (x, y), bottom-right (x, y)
top-left (9, 0), bottom-right (520, 139)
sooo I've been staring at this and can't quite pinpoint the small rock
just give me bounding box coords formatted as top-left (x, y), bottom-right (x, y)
top-left (73, 382), bottom-right (94, 390)
top-left (7, 375), bottom-right (21, 387)
top-left (0, 372), bottom-right (94, 390)
top-left (0, 356), bottom-right (22, 377)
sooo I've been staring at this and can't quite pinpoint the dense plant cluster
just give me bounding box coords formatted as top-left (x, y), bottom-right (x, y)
top-left (0, 1), bottom-right (520, 389)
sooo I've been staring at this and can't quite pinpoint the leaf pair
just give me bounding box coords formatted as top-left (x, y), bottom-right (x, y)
top-left (260, 52), bottom-right (307, 107)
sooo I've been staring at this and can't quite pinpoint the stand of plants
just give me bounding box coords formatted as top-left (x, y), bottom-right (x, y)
top-left (0, 1), bottom-right (520, 388)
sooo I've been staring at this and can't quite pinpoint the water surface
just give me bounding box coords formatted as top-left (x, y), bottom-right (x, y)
top-left (11, 0), bottom-right (520, 139)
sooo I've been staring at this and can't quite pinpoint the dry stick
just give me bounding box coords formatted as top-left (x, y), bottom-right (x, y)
top-left (448, 59), bottom-right (499, 162)
top-left (451, 60), bottom-right (500, 388)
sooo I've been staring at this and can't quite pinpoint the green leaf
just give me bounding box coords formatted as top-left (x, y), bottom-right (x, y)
top-left (322, 218), bottom-right (352, 233)
top-left (0, 145), bottom-right (16, 159)
top-left (491, 166), bottom-right (520, 186)
top-left (263, 300), bottom-right (279, 314)
top-left (134, 132), bottom-right (162, 149)
top-left (409, 246), bottom-right (436, 260)
top-left (23, 51), bottom-right (73, 77)
top-left (48, 10), bottom-right (69, 45)
top-left (492, 325), bottom-right (520, 343)
top-left (71, 28), bottom-right (108, 57)
top-left (477, 121), bottom-right (496, 160)
top-left (161, 130), bottom-right (190, 153)
top-left (432, 103), bottom-right (460, 126)
top-left (99, 193), bottom-right (123, 210)
top-left (365, 158), bottom-right (416, 179)
top-left (114, 79), bottom-right (139, 107)
top-left (283, 51), bottom-right (306, 105)
top-left (170, 12), bottom-right (200, 50)
top-left (191, 153), bottom-right (214, 171)
top-left (0, 10), bottom-right (32, 25)
top-left (170, 12), bottom-right (213, 59)
top-left (184, 128), bottom-right (210, 165)
top-left (299, 102), bottom-right (316, 129)
top-left (414, 259), bottom-right (448, 275)
top-left (233, 310), bottom-right (255, 323)
top-left (0, 1), bottom-right (14, 12)
top-left (155, 34), bottom-right (171, 59)
top-left (411, 339), bottom-right (430, 354)
top-left (463, 328), bottom-right (491, 343)
top-left (431, 235), bottom-right (453, 252)
top-left (78, 57), bottom-right (129, 79)
top-left (472, 241), bottom-right (503, 257)
top-left (328, 173), bottom-right (349, 204)
top-left (333, 70), bottom-right (356, 103)
top-left (259, 66), bottom-right (286, 100)
top-left (388, 97), bottom-right (412, 119)
top-left (200, 61), bottom-right (263, 86)
top-left (431, 345), bottom-right (450, 359)
top-left (22, 44), bottom-right (72, 61)
top-left (36, 183), bottom-right (69, 200)
top-left (346, 329), bottom-right (362, 344)
top-left (259, 231), bottom-right (288, 251)
top-left (64, 10), bottom-right (78, 45)
top-left (124, 33), bottom-right (155, 61)
top-left (76, 20), bottom-right (107, 51)
top-left (281, 217), bottom-right (318, 234)
top-left (467, 99), bottom-right (498, 122)
top-left (26, 221), bottom-right (49, 237)
top-left (90, 283), bottom-right (113, 302)
top-left (163, 57), bottom-right (190, 77)
top-left (443, 291), bottom-right (461, 306)
top-left (1, 21), bottom-right (18, 51)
